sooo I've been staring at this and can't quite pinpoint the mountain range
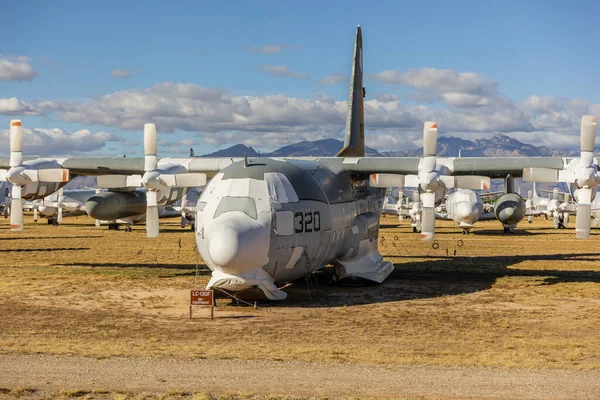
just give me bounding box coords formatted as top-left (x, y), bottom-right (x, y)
top-left (202, 134), bottom-right (578, 158)
top-left (66, 134), bottom-right (576, 189)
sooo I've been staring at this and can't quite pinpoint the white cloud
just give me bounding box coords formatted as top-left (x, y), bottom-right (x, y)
top-left (29, 66), bottom-right (600, 152)
top-left (111, 67), bottom-right (142, 79)
top-left (260, 64), bottom-right (308, 79)
top-left (318, 74), bottom-right (346, 85)
top-left (0, 56), bottom-right (38, 81)
top-left (0, 127), bottom-right (119, 156)
top-left (369, 68), bottom-right (496, 94)
top-left (0, 97), bottom-right (44, 116)
top-left (248, 45), bottom-right (297, 54)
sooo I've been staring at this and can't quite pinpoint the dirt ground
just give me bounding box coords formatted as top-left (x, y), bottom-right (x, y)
top-left (0, 214), bottom-right (599, 399)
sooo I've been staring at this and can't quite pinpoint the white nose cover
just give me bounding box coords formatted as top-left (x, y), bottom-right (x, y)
top-left (206, 211), bottom-right (270, 275)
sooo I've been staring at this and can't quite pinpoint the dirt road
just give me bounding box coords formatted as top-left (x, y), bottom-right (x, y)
top-left (1, 354), bottom-right (598, 399)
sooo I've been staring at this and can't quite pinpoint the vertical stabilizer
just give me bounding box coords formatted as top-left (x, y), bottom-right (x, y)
top-left (337, 26), bottom-right (365, 157)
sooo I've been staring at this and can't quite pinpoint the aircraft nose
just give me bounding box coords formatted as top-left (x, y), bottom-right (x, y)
top-left (205, 211), bottom-right (270, 275)
top-left (456, 202), bottom-right (481, 224)
top-left (208, 226), bottom-right (240, 268)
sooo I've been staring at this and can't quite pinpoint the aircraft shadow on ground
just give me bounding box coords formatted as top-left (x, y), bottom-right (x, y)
top-left (0, 235), bottom-right (103, 241)
top-left (53, 262), bottom-right (212, 276)
top-left (0, 247), bottom-right (90, 252)
top-left (279, 252), bottom-right (600, 308)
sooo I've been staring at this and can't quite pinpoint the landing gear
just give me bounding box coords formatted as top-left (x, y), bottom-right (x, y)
top-left (47, 218), bottom-right (54, 225)
top-left (125, 226), bottom-right (132, 232)
top-left (191, 223), bottom-right (195, 231)
top-left (412, 227), bottom-right (417, 233)
top-left (108, 223), bottom-right (120, 230)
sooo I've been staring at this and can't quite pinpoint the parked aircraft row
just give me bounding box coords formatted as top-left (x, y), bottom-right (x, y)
top-left (1, 26), bottom-right (598, 300)
top-left (0, 181), bottom-right (202, 231)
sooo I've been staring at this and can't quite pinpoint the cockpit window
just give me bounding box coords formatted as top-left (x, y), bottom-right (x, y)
top-left (214, 196), bottom-right (258, 220)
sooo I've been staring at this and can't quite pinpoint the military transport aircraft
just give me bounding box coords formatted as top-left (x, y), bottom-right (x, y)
top-left (1, 26), bottom-right (598, 300)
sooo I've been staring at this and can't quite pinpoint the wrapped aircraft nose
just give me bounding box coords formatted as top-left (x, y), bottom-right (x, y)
top-left (205, 211), bottom-right (270, 275)
top-left (456, 202), bottom-right (481, 224)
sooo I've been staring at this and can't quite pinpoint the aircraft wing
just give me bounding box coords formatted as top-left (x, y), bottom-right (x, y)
top-left (322, 156), bottom-right (566, 179)
top-left (0, 156), bottom-right (242, 179)
top-left (1, 155), bottom-right (566, 180)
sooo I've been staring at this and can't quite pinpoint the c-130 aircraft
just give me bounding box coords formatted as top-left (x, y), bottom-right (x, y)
top-left (2, 27), bottom-right (598, 300)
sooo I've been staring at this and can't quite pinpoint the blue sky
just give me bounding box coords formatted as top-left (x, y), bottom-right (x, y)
top-left (1, 0), bottom-right (600, 157)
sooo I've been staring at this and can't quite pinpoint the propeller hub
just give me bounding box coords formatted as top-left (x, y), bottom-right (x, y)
top-left (6, 166), bottom-right (28, 186)
top-left (141, 171), bottom-right (163, 191)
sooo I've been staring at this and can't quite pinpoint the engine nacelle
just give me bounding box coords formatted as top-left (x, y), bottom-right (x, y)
top-left (494, 193), bottom-right (526, 226)
top-left (22, 181), bottom-right (67, 201)
top-left (85, 190), bottom-right (146, 220)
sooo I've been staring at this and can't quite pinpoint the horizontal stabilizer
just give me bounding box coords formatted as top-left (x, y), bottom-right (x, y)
top-left (369, 173), bottom-right (405, 188)
top-left (97, 175), bottom-right (142, 188)
top-left (523, 168), bottom-right (559, 183)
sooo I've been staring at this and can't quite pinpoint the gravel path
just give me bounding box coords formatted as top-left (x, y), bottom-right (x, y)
top-left (1, 355), bottom-right (599, 399)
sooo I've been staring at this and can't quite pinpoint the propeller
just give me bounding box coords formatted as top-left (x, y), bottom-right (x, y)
top-left (2, 120), bottom-right (70, 231)
top-left (525, 189), bottom-right (535, 223)
top-left (96, 123), bottom-right (206, 238)
top-left (56, 188), bottom-right (64, 224)
top-left (370, 121), bottom-right (490, 241)
top-left (523, 116), bottom-right (597, 238)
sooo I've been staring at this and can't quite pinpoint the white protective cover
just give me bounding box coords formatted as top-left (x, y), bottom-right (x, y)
top-left (207, 268), bottom-right (288, 300)
top-left (264, 172), bottom-right (299, 203)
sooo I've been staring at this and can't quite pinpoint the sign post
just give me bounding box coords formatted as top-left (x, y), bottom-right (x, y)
top-left (190, 290), bottom-right (214, 319)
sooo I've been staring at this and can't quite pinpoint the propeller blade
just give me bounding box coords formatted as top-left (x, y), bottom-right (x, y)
top-left (523, 168), bottom-right (559, 183)
top-left (527, 190), bottom-right (533, 201)
top-left (146, 190), bottom-right (159, 238)
top-left (369, 173), bottom-right (405, 188)
top-left (552, 188), bottom-right (559, 201)
top-left (404, 174), bottom-right (420, 188)
top-left (552, 211), bottom-right (559, 228)
top-left (144, 123), bottom-right (158, 172)
top-left (420, 192), bottom-right (435, 241)
top-left (160, 173), bottom-right (207, 188)
top-left (9, 120), bottom-right (23, 168)
top-left (10, 185), bottom-right (23, 232)
top-left (423, 121), bottom-right (438, 157)
top-left (580, 115), bottom-right (597, 153)
top-left (97, 175), bottom-right (142, 189)
top-left (576, 203), bottom-right (591, 239)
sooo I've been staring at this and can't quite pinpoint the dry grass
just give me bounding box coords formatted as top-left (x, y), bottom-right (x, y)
top-left (0, 213), bottom-right (599, 370)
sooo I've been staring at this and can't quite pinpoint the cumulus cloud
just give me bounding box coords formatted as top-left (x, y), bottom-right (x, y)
top-left (111, 66), bottom-right (142, 79)
top-left (0, 56), bottom-right (38, 81)
top-left (0, 97), bottom-right (45, 116)
top-left (260, 64), bottom-right (308, 79)
top-left (248, 45), bottom-right (297, 54)
top-left (318, 74), bottom-right (346, 85)
top-left (29, 65), bottom-right (600, 151)
top-left (0, 127), bottom-right (119, 156)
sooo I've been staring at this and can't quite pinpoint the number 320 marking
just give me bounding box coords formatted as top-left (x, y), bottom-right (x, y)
top-left (294, 211), bottom-right (320, 233)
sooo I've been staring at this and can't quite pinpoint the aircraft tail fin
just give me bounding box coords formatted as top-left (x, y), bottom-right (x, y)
top-left (337, 26), bottom-right (365, 158)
